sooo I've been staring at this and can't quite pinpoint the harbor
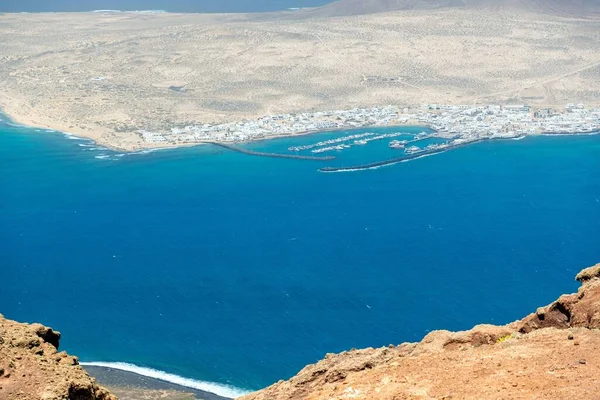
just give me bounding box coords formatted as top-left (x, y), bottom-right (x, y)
top-left (138, 104), bottom-right (599, 149)
top-left (318, 138), bottom-right (490, 172)
top-left (205, 127), bottom-right (598, 171)
top-left (206, 142), bottom-right (336, 161)
top-left (134, 105), bottom-right (600, 171)
top-left (290, 131), bottom-right (416, 154)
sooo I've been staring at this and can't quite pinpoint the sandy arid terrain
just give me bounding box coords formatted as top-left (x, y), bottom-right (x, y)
top-left (0, 8), bottom-right (599, 150)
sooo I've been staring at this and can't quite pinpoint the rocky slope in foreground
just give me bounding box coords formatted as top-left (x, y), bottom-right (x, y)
top-left (240, 263), bottom-right (600, 400)
top-left (0, 315), bottom-right (116, 400)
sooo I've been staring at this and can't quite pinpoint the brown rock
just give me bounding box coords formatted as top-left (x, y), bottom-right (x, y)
top-left (240, 263), bottom-right (600, 400)
top-left (0, 315), bottom-right (117, 400)
top-left (575, 264), bottom-right (600, 282)
top-left (516, 264), bottom-right (600, 333)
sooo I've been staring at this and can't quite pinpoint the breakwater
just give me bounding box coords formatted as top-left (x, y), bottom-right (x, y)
top-left (404, 134), bottom-right (437, 145)
top-left (206, 142), bottom-right (335, 161)
top-left (541, 130), bottom-right (600, 136)
top-left (319, 139), bottom-right (489, 172)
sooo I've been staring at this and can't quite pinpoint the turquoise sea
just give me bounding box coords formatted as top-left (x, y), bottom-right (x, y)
top-left (1, 116), bottom-right (599, 396)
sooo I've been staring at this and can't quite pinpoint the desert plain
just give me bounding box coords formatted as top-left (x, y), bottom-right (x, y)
top-left (0, 8), bottom-right (599, 149)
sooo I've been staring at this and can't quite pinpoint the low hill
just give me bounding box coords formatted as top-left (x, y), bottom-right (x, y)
top-left (306, 0), bottom-right (600, 17)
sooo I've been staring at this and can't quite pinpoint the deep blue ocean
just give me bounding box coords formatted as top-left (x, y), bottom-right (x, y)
top-left (1, 118), bottom-right (599, 395)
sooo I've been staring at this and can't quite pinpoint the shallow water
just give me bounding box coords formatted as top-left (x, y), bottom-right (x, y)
top-left (1, 121), bottom-right (599, 393)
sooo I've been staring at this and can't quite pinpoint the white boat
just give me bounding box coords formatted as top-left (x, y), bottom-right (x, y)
top-left (389, 140), bottom-right (405, 149)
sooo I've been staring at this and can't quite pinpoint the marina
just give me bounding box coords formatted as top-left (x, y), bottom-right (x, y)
top-left (307, 132), bottom-right (414, 153)
top-left (319, 137), bottom-right (508, 172)
top-left (288, 132), bottom-right (380, 152)
top-left (139, 104), bottom-right (600, 149)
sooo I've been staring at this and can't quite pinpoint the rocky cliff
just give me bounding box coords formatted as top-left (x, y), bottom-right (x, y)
top-left (240, 263), bottom-right (600, 400)
top-left (0, 314), bottom-right (116, 400)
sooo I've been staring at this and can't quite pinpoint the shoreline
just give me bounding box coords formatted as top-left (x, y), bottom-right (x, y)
top-left (81, 362), bottom-right (249, 399)
top-left (84, 366), bottom-right (231, 400)
top-left (1, 107), bottom-right (598, 163)
top-left (0, 106), bottom-right (431, 154)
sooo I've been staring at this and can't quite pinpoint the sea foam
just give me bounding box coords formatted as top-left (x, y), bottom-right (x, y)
top-left (80, 362), bottom-right (251, 398)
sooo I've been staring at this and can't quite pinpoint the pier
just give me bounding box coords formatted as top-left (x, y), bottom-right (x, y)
top-left (319, 139), bottom-right (489, 172)
top-left (206, 142), bottom-right (335, 161)
top-left (403, 134), bottom-right (437, 145)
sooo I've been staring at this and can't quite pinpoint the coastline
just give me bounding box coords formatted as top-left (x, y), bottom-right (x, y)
top-left (81, 362), bottom-right (249, 399)
top-left (3, 107), bottom-right (600, 399)
top-left (83, 365), bottom-right (233, 400)
top-left (0, 102), bottom-right (361, 153)
top-left (0, 105), bottom-right (430, 154)
top-left (0, 106), bottom-right (201, 154)
top-left (2, 106), bottom-right (598, 165)
top-left (0, 101), bottom-right (600, 158)
top-left (0, 101), bottom-right (123, 150)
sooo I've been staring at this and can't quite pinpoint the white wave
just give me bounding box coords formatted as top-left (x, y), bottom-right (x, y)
top-left (320, 168), bottom-right (361, 173)
top-left (80, 362), bottom-right (250, 398)
top-left (78, 144), bottom-right (95, 147)
top-left (401, 152), bottom-right (439, 162)
top-left (540, 133), bottom-right (571, 136)
top-left (541, 131), bottom-right (600, 137)
top-left (62, 132), bottom-right (87, 140)
top-left (322, 151), bottom-right (445, 173)
top-left (94, 155), bottom-right (111, 159)
top-left (321, 163), bottom-right (396, 173)
top-left (132, 147), bottom-right (172, 155)
top-left (358, 162), bottom-right (398, 171)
